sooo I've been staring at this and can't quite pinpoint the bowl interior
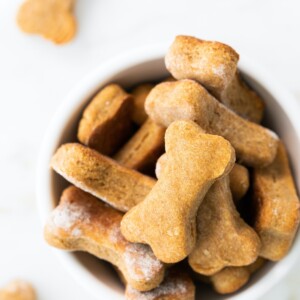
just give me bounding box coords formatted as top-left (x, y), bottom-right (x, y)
top-left (44, 55), bottom-right (300, 300)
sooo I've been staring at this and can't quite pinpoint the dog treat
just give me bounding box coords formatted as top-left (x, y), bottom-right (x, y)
top-left (17, 0), bottom-right (76, 44)
top-left (165, 36), bottom-right (238, 95)
top-left (145, 79), bottom-right (278, 167)
top-left (188, 175), bottom-right (261, 275)
top-left (229, 164), bottom-right (250, 203)
top-left (156, 154), bottom-right (249, 202)
top-left (209, 257), bottom-right (265, 294)
top-left (0, 280), bottom-right (36, 300)
top-left (114, 118), bottom-right (165, 172)
top-left (51, 143), bottom-right (156, 212)
top-left (165, 36), bottom-right (264, 123)
top-left (253, 142), bottom-right (300, 261)
top-left (131, 84), bottom-right (154, 125)
top-left (78, 84), bottom-right (133, 156)
top-left (121, 120), bottom-right (235, 263)
top-left (125, 269), bottom-right (195, 300)
top-left (188, 176), bottom-right (261, 275)
top-left (155, 155), bottom-right (259, 273)
top-left (45, 186), bottom-right (165, 291)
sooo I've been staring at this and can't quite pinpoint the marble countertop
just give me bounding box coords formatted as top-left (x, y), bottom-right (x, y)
top-left (0, 0), bottom-right (299, 299)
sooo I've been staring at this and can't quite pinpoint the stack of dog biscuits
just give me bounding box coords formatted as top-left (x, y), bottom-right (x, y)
top-left (45, 35), bottom-right (300, 299)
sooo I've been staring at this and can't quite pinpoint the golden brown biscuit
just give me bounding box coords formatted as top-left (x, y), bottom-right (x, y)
top-left (78, 84), bottom-right (133, 156)
top-left (17, 0), bottom-right (76, 44)
top-left (131, 84), bottom-right (154, 125)
top-left (188, 175), bottom-right (261, 275)
top-left (229, 163), bottom-right (250, 204)
top-left (121, 120), bottom-right (235, 263)
top-left (51, 143), bottom-right (155, 212)
top-left (165, 36), bottom-right (264, 123)
top-left (156, 154), bottom-right (249, 202)
top-left (114, 118), bottom-right (165, 172)
top-left (45, 186), bottom-right (165, 291)
top-left (155, 155), bottom-right (258, 274)
top-left (125, 269), bottom-right (195, 300)
top-left (0, 280), bottom-right (36, 300)
top-left (253, 142), bottom-right (300, 260)
top-left (165, 35), bottom-right (239, 96)
top-left (209, 257), bottom-right (266, 294)
top-left (145, 79), bottom-right (278, 167)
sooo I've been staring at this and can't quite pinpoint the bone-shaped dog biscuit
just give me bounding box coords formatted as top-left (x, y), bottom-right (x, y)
top-left (51, 143), bottom-right (156, 212)
top-left (121, 120), bottom-right (235, 263)
top-left (17, 0), bottom-right (76, 44)
top-left (131, 84), bottom-right (154, 125)
top-left (165, 36), bottom-right (264, 123)
top-left (165, 35), bottom-right (238, 96)
top-left (208, 257), bottom-right (265, 294)
top-left (78, 84), bottom-right (133, 156)
top-left (45, 186), bottom-right (165, 291)
top-left (155, 155), bottom-right (258, 272)
top-left (253, 142), bottom-right (300, 261)
top-left (188, 176), bottom-right (261, 275)
top-left (145, 79), bottom-right (278, 167)
top-left (114, 118), bottom-right (165, 173)
top-left (156, 154), bottom-right (249, 202)
top-left (0, 280), bottom-right (36, 300)
top-left (125, 269), bottom-right (195, 300)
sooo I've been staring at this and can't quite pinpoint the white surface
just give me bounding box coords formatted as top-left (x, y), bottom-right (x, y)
top-left (0, 0), bottom-right (300, 299)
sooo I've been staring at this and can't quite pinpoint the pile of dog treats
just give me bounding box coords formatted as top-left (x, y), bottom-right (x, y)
top-left (45, 36), bottom-right (300, 299)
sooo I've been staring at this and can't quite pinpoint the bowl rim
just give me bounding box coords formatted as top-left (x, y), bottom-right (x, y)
top-left (36, 44), bottom-right (300, 300)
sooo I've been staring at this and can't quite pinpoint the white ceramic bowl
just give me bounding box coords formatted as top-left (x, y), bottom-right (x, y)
top-left (37, 45), bottom-right (300, 300)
